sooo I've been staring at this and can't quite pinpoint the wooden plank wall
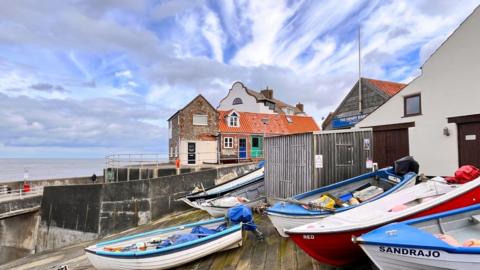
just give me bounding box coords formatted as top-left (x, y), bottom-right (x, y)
top-left (264, 133), bottom-right (314, 198)
top-left (265, 130), bottom-right (373, 198)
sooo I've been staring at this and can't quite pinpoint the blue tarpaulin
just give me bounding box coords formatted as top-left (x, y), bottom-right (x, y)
top-left (227, 205), bottom-right (257, 231)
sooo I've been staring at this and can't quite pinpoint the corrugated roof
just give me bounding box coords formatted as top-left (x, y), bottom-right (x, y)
top-left (366, 78), bottom-right (407, 96)
top-left (218, 110), bottom-right (319, 135)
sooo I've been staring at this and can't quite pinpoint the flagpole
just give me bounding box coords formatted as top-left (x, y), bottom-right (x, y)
top-left (358, 26), bottom-right (362, 113)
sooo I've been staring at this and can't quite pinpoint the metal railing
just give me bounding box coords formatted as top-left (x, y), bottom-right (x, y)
top-left (0, 186), bottom-right (44, 201)
top-left (105, 150), bottom-right (264, 169)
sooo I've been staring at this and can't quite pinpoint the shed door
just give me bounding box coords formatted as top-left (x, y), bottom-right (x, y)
top-left (373, 128), bottom-right (409, 168)
top-left (458, 122), bottom-right (480, 167)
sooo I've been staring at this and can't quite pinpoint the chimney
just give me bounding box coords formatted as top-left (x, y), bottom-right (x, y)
top-left (296, 103), bottom-right (304, 113)
top-left (260, 86), bottom-right (273, 99)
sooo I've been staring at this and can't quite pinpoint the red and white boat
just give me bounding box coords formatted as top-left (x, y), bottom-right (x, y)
top-left (285, 176), bottom-right (480, 266)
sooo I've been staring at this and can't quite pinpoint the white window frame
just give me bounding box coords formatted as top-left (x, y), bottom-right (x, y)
top-left (228, 112), bottom-right (239, 127)
top-left (224, 137), bottom-right (233, 148)
top-left (193, 114), bottom-right (208, 126)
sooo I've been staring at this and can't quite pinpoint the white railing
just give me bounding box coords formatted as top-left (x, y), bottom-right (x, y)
top-left (0, 186), bottom-right (44, 201)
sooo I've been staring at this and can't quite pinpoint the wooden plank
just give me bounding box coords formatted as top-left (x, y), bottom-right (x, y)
top-left (279, 238), bottom-right (296, 270)
top-left (234, 232), bottom-right (256, 270)
top-left (295, 242), bottom-right (313, 269)
top-left (249, 233), bottom-right (267, 269)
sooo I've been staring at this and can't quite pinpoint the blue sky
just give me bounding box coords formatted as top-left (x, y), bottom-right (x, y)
top-left (0, 0), bottom-right (478, 158)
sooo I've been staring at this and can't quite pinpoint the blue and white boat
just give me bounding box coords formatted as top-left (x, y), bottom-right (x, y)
top-left (267, 167), bottom-right (417, 237)
top-left (355, 204), bottom-right (480, 270)
top-left (85, 205), bottom-right (257, 270)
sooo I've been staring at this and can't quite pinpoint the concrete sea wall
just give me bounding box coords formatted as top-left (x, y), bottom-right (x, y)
top-left (2, 175), bottom-right (105, 190)
top-left (36, 163), bottom-right (256, 252)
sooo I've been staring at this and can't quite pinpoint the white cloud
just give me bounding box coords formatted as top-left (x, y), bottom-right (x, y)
top-left (0, 0), bottom-right (478, 157)
top-left (115, 70), bottom-right (133, 78)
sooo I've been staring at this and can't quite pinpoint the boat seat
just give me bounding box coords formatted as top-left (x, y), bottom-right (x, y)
top-left (470, 215), bottom-right (480, 224)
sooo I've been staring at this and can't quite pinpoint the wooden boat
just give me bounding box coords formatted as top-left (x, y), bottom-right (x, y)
top-left (267, 167), bottom-right (417, 237)
top-left (85, 218), bottom-right (242, 270)
top-left (179, 166), bottom-right (264, 209)
top-left (285, 176), bottom-right (480, 266)
top-left (355, 203), bottom-right (480, 270)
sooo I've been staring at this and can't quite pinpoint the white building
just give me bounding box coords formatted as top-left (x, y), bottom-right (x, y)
top-left (217, 81), bottom-right (305, 115)
top-left (357, 6), bottom-right (480, 176)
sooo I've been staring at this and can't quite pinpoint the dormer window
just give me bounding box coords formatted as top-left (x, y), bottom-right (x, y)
top-left (232, 98), bottom-right (243, 105)
top-left (228, 112), bottom-right (239, 127)
top-left (264, 101), bottom-right (275, 110)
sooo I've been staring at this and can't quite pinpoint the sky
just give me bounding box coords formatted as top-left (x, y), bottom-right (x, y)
top-left (0, 0), bottom-right (479, 158)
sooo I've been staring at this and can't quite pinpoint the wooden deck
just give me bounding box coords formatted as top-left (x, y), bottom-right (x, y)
top-left (176, 212), bottom-right (374, 270)
top-left (1, 210), bottom-right (375, 270)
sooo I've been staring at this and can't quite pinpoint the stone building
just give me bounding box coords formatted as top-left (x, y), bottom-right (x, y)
top-left (322, 78), bottom-right (406, 130)
top-left (168, 95), bottom-right (218, 165)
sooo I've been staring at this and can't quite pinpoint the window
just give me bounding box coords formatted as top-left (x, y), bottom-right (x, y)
top-left (193, 114), bottom-right (208, 126)
top-left (404, 94), bottom-right (421, 116)
top-left (232, 98), bottom-right (243, 105)
top-left (229, 112), bottom-right (239, 127)
top-left (224, 137), bottom-right (233, 148)
top-left (169, 147), bottom-right (173, 157)
top-left (252, 137), bottom-right (259, 148)
top-left (265, 101), bottom-right (275, 110)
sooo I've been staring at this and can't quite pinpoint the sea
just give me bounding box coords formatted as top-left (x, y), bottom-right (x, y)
top-left (0, 158), bottom-right (105, 182)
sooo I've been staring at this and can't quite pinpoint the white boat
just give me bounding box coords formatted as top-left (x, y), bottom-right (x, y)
top-left (267, 167), bottom-right (417, 237)
top-left (180, 166), bottom-right (264, 207)
top-left (198, 196), bottom-right (264, 217)
top-left (85, 218), bottom-right (242, 270)
top-left (285, 176), bottom-right (480, 266)
top-left (356, 203), bottom-right (480, 270)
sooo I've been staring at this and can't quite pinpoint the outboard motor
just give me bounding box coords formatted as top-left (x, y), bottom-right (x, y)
top-left (393, 156), bottom-right (419, 176)
top-left (227, 205), bottom-right (264, 240)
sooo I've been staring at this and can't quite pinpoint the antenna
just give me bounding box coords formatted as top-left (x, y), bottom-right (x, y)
top-left (358, 26), bottom-right (362, 113)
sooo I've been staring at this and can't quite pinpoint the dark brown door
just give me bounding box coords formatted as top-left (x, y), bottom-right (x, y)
top-left (458, 122), bottom-right (480, 167)
top-left (373, 128), bottom-right (409, 168)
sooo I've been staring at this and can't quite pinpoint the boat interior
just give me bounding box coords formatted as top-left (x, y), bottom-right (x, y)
top-left (88, 219), bottom-right (229, 254)
top-left (415, 208), bottom-right (480, 247)
top-left (298, 173), bottom-right (403, 207)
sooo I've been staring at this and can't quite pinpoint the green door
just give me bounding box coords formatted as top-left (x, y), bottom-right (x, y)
top-left (251, 136), bottom-right (263, 158)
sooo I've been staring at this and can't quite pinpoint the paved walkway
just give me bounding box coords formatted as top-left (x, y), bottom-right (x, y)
top-left (1, 210), bottom-right (375, 270)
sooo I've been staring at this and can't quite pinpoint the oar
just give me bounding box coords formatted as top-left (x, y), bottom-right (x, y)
top-left (272, 197), bottom-right (336, 212)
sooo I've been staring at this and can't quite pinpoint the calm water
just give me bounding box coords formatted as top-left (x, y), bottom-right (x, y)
top-left (0, 158), bottom-right (104, 182)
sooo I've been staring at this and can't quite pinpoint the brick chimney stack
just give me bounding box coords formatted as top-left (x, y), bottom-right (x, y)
top-left (296, 103), bottom-right (304, 113)
top-left (260, 86), bottom-right (273, 99)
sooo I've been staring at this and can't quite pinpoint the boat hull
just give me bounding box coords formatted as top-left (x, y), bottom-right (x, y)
top-left (86, 229), bottom-right (243, 270)
top-left (360, 244), bottom-right (480, 270)
top-left (267, 212), bottom-right (326, 237)
top-left (288, 185), bottom-right (480, 266)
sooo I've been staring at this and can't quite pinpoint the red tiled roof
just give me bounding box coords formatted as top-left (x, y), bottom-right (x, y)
top-left (366, 78), bottom-right (406, 96)
top-left (218, 110), bottom-right (320, 135)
